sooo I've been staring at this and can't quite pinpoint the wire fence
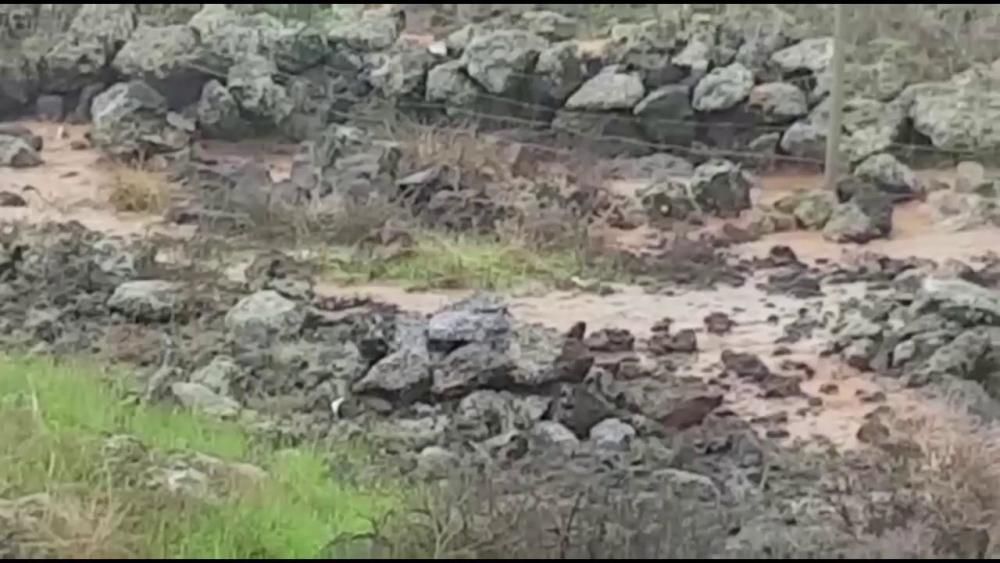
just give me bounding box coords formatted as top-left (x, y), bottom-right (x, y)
top-left (313, 84), bottom-right (995, 176)
top-left (11, 4), bottom-right (999, 175)
top-left (308, 5), bottom-right (1000, 175)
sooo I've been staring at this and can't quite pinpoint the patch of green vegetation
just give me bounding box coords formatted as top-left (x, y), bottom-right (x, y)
top-left (322, 233), bottom-right (605, 291)
top-left (0, 355), bottom-right (402, 559)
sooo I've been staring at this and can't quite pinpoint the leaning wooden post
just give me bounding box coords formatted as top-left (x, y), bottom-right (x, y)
top-left (824, 4), bottom-right (847, 189)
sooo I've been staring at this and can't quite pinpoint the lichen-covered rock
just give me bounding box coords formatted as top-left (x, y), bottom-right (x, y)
top-left (565, 71), bottom-right (645, 111)
top-left (551, 109), bottom-right (647, 157)
top-left (225, 290), bottom-right (304, 346)
top-left (0, 135), bottom-right (41, 168)
top-left (822, 200), bottom-right (891, 244)
top-left (692, 63), bottom-right (754, 112)
top-left (633, 84), bottom-right (695, 146)
top-left (425, 60), bottom-right (480, 108)
top-left (727, 6), bottom-right (796, 71)
top-left (906, 329), bottom-right (992, 388)
top-left (371, 415), bottom-right (449, 450)
top-left (748, 82), bottom-right (807, 123)
top-left (779, 120), bottom-right (825, 160)
top-left (302, 123), bottom-right (400, 201)
top-left (443, 24), bottom-right (479, 56)
top-left (638, 180), bottom-right (695, 222)
top-left (689, 159), bottom-right (753, 218)
top-left (90, 80), bottom-right (191, 158)
top-left (903, 74), bottom-right (1000, 152)
top-left (775, 190), bottom-right (837, 230)
top-left (535, 41), bottom-right (586, 103)
top-left (196, 80), bottom-right (250, 141)
top-left (327, 9), bottom-right (403, 52)
top-left (189, 355), bottom-right (239, 396)
top-left (919, 277), bottom-right (1000, 326)
top-left (431, 343), bottom-right (515, 397)
top-left (415, 446), bottom-right (459, 480)
top-left (612, 32), bottom-right (685, 90)
top-left (770, 37), bottom-right (833, 75)
top-left (589, 417), bottom-right (636, 451)
top-left (854, 153), bottom-right (920, 200)
top-left (784, 96), bottom-right (906, 163)
top-left (226, 55), bottom-right (293, 130)
top-left (456, 390), bottom-right (550, 439)
top-left (367, 48), bottom-right (436, 98)
top-left (672, 39), bottom-right (713, 76)
top-left (45, 4), bottom-right (138, 93)
top-left (112, 24), bottom-right (203, 107)
top-left (521, 10), bottom-right (578, 41)
top-left (187, 5), bottom-right (330, 79)
top-left (531, 420), bottom-right (580, 450)
top-left (107, 280), bottom-right (181, 322)
top-left (170, 382), bottom-right (241, 418)
top-left (843, 338), bottom-right (878, 370)
top-left (353, 348), bottom-right (431, 406)
top-left (0, 49), bottom-right (41, 117)
top-left (242, 341), bottom-right (366, 413)
top-left (747, 207), bottom-right (797, 235)
top-left (462, 30), bottom-right (548, 94)
top-left (427, 294), bottom-right (512, 349)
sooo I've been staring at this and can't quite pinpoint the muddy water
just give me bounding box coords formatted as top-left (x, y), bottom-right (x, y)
top-left (739, 201), bottom-right (1000, 264)
top-left (0, 123), bottom-right (294, 238)
top-left (315, 168), bottom-right (999, 450)
top-left (1, 120), bottom-right (986, 452)
top-left (741, 170), bottom-right (1000, 263)
top-left (315, 277), bottom-right (947, 450)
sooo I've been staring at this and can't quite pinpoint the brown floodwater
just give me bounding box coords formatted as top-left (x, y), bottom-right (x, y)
top-left (2, 121), bottom-right (986, 451)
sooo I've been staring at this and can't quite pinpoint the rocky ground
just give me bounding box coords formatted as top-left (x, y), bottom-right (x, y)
top-left (3, 3), bottom-right (1000, 559)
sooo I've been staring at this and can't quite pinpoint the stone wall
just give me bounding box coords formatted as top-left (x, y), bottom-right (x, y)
top-left (4, 4), bottom-right (1000, 167)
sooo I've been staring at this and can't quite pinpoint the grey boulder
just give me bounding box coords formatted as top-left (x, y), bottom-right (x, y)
top-left (107, 280), bottom-right (182, 322)
top-left (692, 63), bottom-right (754, 112)
top-left (225, 290), bottom-right (304, 346)
top-left (565, 71), bottom-right (645, 111)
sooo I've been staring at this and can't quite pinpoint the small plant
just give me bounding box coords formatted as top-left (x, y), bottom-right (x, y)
top-left (104, 163), bottom-right (170, 214)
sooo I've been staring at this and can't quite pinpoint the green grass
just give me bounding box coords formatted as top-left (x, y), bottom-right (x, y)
top-left (0, 355), bottom-right (402, 559)
top-left (322, 233), bottom-right (600, 291)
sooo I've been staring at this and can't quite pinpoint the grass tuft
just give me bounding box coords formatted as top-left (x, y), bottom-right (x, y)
top-left (104, 163), bottom-right (170, 214)
top-left (322, 232), bottom-right (595, 291)
top-left (0, 355), bottom-right (400, 559)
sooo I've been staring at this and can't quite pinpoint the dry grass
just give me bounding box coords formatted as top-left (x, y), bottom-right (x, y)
top-left (843, 411), bottom-right (1000, 558)
top-left (104, 163), bottom-right (170, 214)
top-left (17, 492), bottom-right (132, 559)
top-left (895, 415), bottom-right (1000, 542)
top-left (339, 467), bottom-right (731, 559)
top-left (388, 117), bottom-right (518, 192)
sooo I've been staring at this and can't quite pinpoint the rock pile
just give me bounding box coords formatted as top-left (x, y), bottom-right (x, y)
top-left (0, 4), bottom-right (996, 165)
top-left (831, 265), bottom-right (1000, 419)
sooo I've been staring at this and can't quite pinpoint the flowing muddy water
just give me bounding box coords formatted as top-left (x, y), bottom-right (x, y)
top-left (2, 120), bottom-right (994, 451)
top-left (315, 277), bottom-right (944, 451)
